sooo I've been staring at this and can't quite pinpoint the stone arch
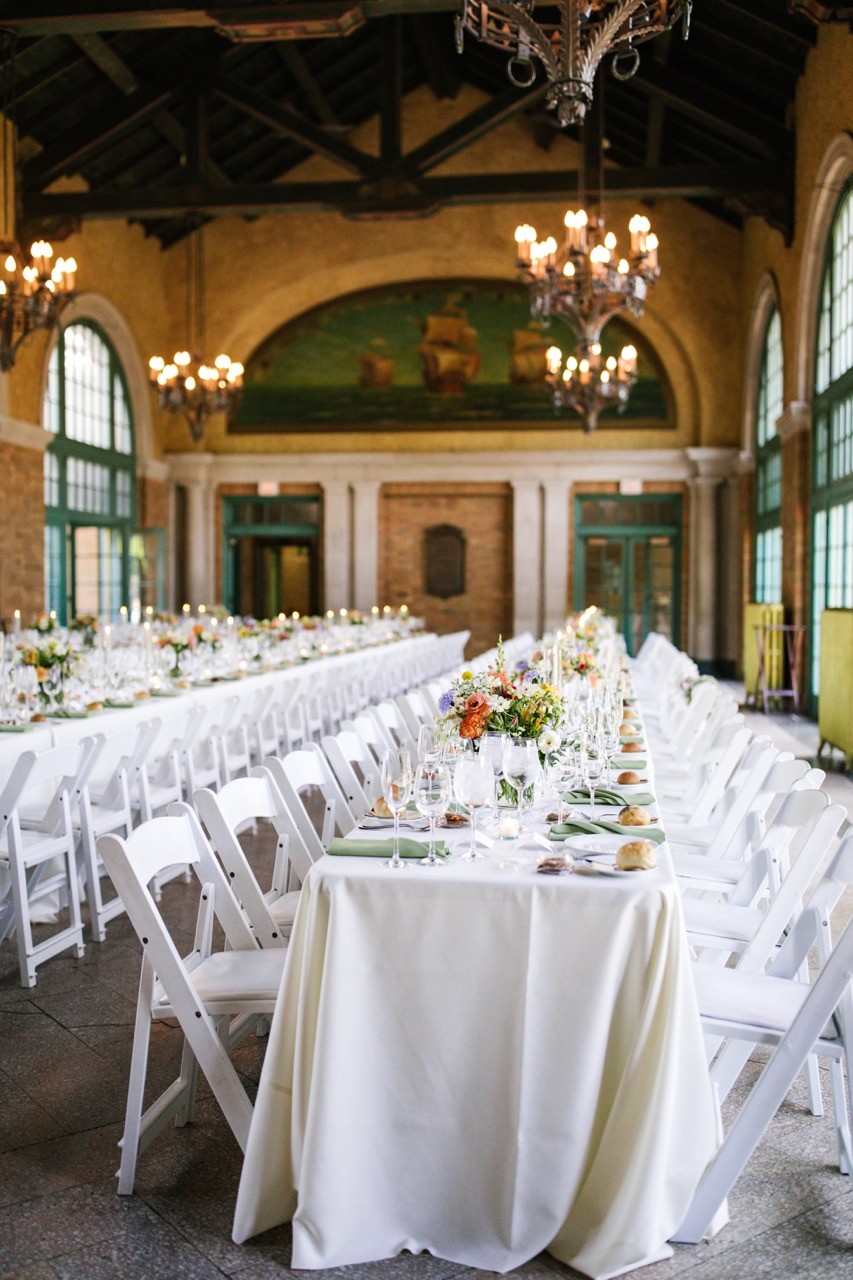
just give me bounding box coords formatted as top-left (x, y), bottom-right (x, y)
top-left (795, 131), bottom-right (853, 404)
top-left (39, 292), bottom-right (156, 467)
top-left (742, 273), bottom-right (781, 456)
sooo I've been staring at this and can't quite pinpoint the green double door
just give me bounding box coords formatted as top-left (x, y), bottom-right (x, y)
top-left (574, 494), bottom-right (682, 657)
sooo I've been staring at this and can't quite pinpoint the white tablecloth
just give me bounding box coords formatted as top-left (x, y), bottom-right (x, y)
top-left (232, 838), bottom-right (719, 1277)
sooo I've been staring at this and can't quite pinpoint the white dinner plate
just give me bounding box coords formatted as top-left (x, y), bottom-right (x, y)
top-left (562, 833), bottom-right (627, 857)
top-left (614, 782), bottom-right (653, 798)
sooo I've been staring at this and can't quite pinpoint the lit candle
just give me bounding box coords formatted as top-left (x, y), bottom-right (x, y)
top-left (119, 605), bottom-right (128, 624)
top-left (499, 813), bottom-right (520, 839)
top-left (182, 603), bottom-right (190, 615)
top-left (12, 609), bottom-right (20, 635)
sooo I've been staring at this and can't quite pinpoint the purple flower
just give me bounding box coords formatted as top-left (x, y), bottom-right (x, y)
top-left (438, 689), bottom-right (454, 714)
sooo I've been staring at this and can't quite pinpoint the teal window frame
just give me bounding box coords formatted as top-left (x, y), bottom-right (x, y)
top-left (754, 307), bottom-right (783, 604)
top-left (810, 180), bottom-right (853, 703)
top-left (44, 320), bottom-right (138, 623)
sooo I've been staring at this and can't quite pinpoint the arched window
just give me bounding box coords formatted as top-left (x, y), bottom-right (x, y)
top-left (44, 321), bottom-right (136, 622)
top-left (754, 307), bottom-right (783, 603)
top-left (811, 182), bottom-right (853, 695)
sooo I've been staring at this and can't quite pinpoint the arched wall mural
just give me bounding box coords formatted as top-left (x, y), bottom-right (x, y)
top-left (229, 279), bottom-right (673, 434)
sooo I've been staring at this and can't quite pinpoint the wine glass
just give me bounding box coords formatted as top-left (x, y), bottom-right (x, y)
top-left (453, 754), bottom-right (494, 861)
top-left (480, 731), bottom-right (507, 817)
top-left (417, 722), bottom-right (441, 764)
top-left (414, 762), bottom-right (451, 867)
top-left (580, 737), bottom-right (605, 820)
top-left (381, 747), bottom-right (413, 870)
top-left (601, 706), bottom-right (620, 789)
top-left (502, 737), bottom-right (539, 832)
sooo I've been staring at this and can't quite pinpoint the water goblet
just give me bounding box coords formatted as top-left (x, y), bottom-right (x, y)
top-left (414, 762), bottom-right (451, 867)
top-left (417, 722), bottom-right (441, 764)
top-left (502, 737), bottom-right (539, 832)
top-left (453, 754), bottom-right (494, 861)
top-left (480, 731), bottom-right (507, 817)
top-left (580, 738), bottom-right (605, 820)
top-left (381, 747), bottom-right (413, 870)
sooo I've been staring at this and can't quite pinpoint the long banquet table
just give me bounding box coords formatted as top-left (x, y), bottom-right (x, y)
top-left (232, 698), bottom-right (721, 1278)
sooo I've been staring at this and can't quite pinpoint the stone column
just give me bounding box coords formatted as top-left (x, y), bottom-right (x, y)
top-left (352, 479), bottom-right (381, 612)
top-left (542, 479), bottom-right (570, 633)
top-left (322, 480), bottom-right (351, 612)
top-left (183, 456), bottom-right (215, 608)
top-left (511, 479), bottom-right (543, 640)
top-left (685, 448), bottom-right (737, 666)
top-left (777, 401), bottom-right (811, 631)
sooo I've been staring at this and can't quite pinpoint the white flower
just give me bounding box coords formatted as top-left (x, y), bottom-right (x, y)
top-left (538, 727), bottom-right (562, 754)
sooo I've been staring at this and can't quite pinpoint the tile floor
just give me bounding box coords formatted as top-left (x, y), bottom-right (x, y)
top-left (1, 700), bottom-right (852, 1280)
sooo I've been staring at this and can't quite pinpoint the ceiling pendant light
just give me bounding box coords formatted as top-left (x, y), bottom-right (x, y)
top-left (148, 221), bottom-right (243, 443)
top-left (455, 0), bottom-right (692, 126)
top-left (545, 339), bottom-right (638, 432)
top-left (0, 35), bottom-right (77, 373)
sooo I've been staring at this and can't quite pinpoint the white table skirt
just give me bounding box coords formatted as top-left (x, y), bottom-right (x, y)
top-left (232, 841), bottom-right (719, 1277)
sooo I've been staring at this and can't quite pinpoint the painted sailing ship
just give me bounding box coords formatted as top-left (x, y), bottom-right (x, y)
top-left (358, 350), bottom-right (395, 388)
top-left (509, 325), bottom-right (552, 386)
top-left (417, 301), bottom-right (481, 394)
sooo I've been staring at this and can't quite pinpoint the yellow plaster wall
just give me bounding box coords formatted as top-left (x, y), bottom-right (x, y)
top-left (740, 24), bottom-right (853, 413)
top-left (149, 83), bottom-right (742, 456)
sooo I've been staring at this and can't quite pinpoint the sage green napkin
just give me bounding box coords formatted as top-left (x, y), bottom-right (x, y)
top-left (549, 819), bottom-right (666, 843)
top-left (563, 788), bottom-right (657, 807)
top-left (562, 788), bottom-right (628, 807)
top-left (614, 756), bottom-right (647, 769)
top-left (327, 837), bottom-right (450, 859)
top-left (620, 735), bottom-right (645, 746)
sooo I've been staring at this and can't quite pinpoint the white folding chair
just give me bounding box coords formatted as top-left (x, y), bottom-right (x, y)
top-left (320, 729), bottom-right (381, 819)
top-left (78, 719), bottom-right (161, 942)
top-left (0, 737), bottom-right (101, 987)
top-left (194, 770), bottom-right (311, 946)
top-left (262, 750), bottom-right (351, 863)
top-left (98, 809), bottom-right (287, 1194)
top-left (368, 701), bottom-right (417, 755)
top-left (676, 843), bottom-right (853, 1242)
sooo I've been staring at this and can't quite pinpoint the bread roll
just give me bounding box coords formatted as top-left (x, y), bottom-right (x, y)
top-left (622, 708), bottom-right (639, 720)
top-left (619, 721), bottom-right (634, 735)
top-left (373, 796), bottom-right (393, 819)
top-left (622, 740), bottom-right (643, 753)
top-left (616, 839), bottom-right (657, 871)
top-left (617, 770), bottom-right (643, 785)
top-left (619, 805), bottom-right (651, 827)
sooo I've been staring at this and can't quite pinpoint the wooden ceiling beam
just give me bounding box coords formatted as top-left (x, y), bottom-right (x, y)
top-left (0, 0), bottom-right (460, 36)
top-left (23, 70), bottom-right (180, 186)
top-left (276, 41), bottom-right (342, 128)
top-left (24, 162), bottom-right (789, 220)
top-left (70, 34), bottom-right (234, 184)
top-left (630, 61), bottom-right (791, 159)
top-left (381, 15), bottom-right (403, 167)
top-left (403, 83), bottom-right (547, 177)
top-left (212, 74), bottom-right (383, 177)
top-left (411, 12), bottom-right (461, 101)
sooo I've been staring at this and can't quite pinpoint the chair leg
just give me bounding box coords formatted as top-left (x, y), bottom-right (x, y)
top-left (173, 1034), bottom-right (200, 1129)
top-left (118, 959), bottom-right (155, 1195)
top-left (9, 851), bottom-right (37, 988)
top-left (828, 1057), bottom-right (853, 1175)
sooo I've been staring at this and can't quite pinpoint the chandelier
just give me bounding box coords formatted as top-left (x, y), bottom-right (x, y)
top-left (148, 223), bottom-right (243, 443)
top-left (0, 37), bottom-right (77, 372)
top-left (514, 208), bottom-right (658, 342)
top-left (545, 338), bottom-right (637, 432)
top-left (455, 0), bottom-right (692, 125)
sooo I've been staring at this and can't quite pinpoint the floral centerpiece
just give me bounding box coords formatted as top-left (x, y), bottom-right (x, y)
top-left (438, 640), bottom-right (564, 801)
top-left (69, 613), bottom-right (100, 647)
top-left (191, 623), bottom-right (220, 650)
top-left (31, 612), bottom-right (57, 635)
top-left (19, 639), bottom-right (78, 707)
top-left (154, 629), bottom-right (196, 678)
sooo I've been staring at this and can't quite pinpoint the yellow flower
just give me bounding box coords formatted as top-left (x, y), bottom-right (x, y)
top-left (461, 670), bottom-right (474, 681)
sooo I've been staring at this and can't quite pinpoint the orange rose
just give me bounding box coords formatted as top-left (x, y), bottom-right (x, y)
top-left (459, 712), bottom-right (487, 739)
top-left (465, 693), bottom-right (488, 714)
top-left (35, 666), bottom-right (48, 682)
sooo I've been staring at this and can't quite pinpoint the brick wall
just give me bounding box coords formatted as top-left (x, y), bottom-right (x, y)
top-left (0, 441), bottom-right (45, 625)
top-left (137, 477), bottom-right (169, 531)
top-left (378, 483), bottom-right (513, 659)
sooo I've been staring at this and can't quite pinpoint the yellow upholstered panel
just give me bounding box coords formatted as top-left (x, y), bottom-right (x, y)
top-left (818, 609), bottom-right (853, 766)
top-left (744, 602), bottom-right (784, 701)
